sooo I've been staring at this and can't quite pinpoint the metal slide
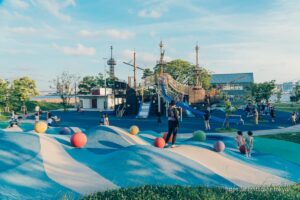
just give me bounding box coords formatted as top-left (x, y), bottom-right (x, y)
top-left (136, 102), bottom-right (151, 119)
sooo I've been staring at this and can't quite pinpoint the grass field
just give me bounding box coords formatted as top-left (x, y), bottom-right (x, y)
top-left (216, 127), bottom-right (239, 133)
top-left (274, 103), bottom-right (300, 113)
top-left (258, 132), bottom-right (300, 144)
top-left (83, 185), bottom-right (300, 200)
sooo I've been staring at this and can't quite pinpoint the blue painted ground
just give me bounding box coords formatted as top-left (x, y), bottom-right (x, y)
top-left (0, 131), bottom-right (77, 200)
top-left (0, 111), bottom-right (299, 199)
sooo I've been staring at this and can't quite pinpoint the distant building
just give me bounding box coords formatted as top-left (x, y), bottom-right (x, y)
top-left (78, 88), bottom-right (114, 111)
top-left (282, 82), bottom-right (294, 93)
top-left (210, 72), bottom-right (254, 98)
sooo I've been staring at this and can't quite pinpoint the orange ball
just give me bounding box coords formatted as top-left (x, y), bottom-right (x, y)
top-left (163, 133), bottom-right (173, 143)
top-left (154, 137), bottom-right (165, 148)
top-left (71, 132), bottom-right (87, 148)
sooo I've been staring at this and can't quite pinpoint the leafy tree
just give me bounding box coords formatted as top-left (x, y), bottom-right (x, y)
top-left (51, 71), bottom-right (78, 111)
top-left (294, 83), bottom-right (300, 101)
top-left (153, 59), bottom-right (211, 89)
top-left (251, 80), bottom-right (276, 103)
top-left (142, 68), bottom-right (154, 78)
top-left (78, 73), bottom-right (105, 94)
top-left (10, 77), bottom-right (39, 110)
top-left (276, 89), bottom-right (282, 103)
top-left (224, 99), bottom-right (236, 128)
top-left (0, 79), bottom-right (10, 110)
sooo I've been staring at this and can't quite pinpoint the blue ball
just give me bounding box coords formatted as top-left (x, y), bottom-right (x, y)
top-left (60, 127), bottom-right (71, 135)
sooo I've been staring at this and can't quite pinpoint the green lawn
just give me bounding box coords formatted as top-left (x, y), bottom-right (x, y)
top-left (83, 185), bottom-right (300, 200)
top-left (274, 103), bottom-right (300, 113)
top-left (216, 127), bottom-right (239, 133)
top-left (258, 132), bottom-right (300, 144)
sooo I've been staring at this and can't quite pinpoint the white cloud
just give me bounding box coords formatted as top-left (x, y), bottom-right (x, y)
top-left (54, 44), bottom-right (96, 56)
top-left (8, 0), bottom-right (29, 10)
top-left (79, 30), bottom-right (101, 38)
top-left (138, 9), bottom-right (162, 18)
top-left (79, 29), bottom-right (135, 40)
top-left (7, 27), bottom-right (38, 34)
top-left (105, 29), bottom-right (135, 40)
top-left (34, 0), bottom-right (76, 22)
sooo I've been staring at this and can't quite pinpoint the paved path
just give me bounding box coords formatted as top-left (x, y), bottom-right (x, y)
top-left (167, 145), bottom-right (293, 187)
top-left (39, 135), bottom-right (118, 195)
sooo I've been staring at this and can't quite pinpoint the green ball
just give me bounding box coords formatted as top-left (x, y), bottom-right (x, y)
top-left (193, 130), bottom-right (206, 141)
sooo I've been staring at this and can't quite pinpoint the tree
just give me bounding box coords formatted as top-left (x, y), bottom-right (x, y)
top-left (251, 80), bottom-right (276, 103)
top-left (10, 77), bottom-right (39, 110)
top-left (294, 83), bottom-right (300, 101)
top-left (142, 68), bottom-right (154, 79)
top-left (51, 71), bottom-right (78, 111)
top-left (276, 89), bottom-right (282, 103)
top-left (153, 59), bottom-right (211, 89)
top-left (0, 79), bottom-right (10, 110)
top-left (78, 73), bottom-right (105, 94)
top-left (224, 99), bottom-right (236, 128)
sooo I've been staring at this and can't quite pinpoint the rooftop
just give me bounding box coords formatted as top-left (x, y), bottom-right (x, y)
top-left (211, 73), bottom-right (254, 84)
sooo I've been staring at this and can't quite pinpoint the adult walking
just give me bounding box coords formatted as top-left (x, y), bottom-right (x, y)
top-left (165, 100), bottom-right (179, 148)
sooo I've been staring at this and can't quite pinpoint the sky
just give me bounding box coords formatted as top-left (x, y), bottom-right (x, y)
top-left (1, 0), bottom-right (300, 92)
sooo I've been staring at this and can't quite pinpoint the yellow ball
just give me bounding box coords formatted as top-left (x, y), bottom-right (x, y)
top-left (35, 121), bottom-right (48, 133)
top-left (130, 125), bottom-right (139, 135)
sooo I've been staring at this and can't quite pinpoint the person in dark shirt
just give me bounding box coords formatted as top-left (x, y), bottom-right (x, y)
top-left (203, 109), bottom-right (211, 130)
top-left (165, 100), bottom-right (179, 148)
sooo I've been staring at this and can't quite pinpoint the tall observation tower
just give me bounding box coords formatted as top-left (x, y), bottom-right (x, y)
top-left (107, 46), bottom-right (116, 78)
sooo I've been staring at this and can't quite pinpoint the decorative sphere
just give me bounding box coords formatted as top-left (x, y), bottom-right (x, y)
top-left (193, 130), bottom-right (206, 141)
top-left (239, 145), bottom-right (246, 154)
top-left (71, 132), bottom-right (87, 148)
top-left (34, 121), bottom-right (48, 133)
top-left (60, 127), bottom-right (72, 135)
top-left (163, 133), bottom-right (173, 143)
top-left (214, 140), bottom-right (225, 152)
top-left (130, 126), bottom-right (139, 135)
top-left (154, 138), bottom-right (165, 148)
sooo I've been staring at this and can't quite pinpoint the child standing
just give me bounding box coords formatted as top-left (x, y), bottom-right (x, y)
top-left (291, 112), bottom-right (297, 125)
top-left (235, 131), bottom-right (244, 148)
top-left (99, 114), bottom-right (105, 126)
top-left (245, 131), bottom-right (254, 157)
top-left (254, 109), bottom-right (259, 125)
top-left (104, 114), bottom-right (109, 126)
top-left (203, 110), bottom-right (211, 130)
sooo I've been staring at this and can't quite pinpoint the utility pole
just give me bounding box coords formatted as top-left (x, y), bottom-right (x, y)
top-left (159, 41), bottom-right (164, 76)
top-left (133, 50), bottom-right (137, 91)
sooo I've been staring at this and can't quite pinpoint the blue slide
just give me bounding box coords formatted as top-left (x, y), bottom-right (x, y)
top-left (160, 83), bottom-right (240, 124)
top-left (136, 102), bottom-right (151, 119)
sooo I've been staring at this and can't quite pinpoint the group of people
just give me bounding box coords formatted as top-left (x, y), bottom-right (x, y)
top-left (245, 102), bottom-right (276, 124)
top-left (235, 130), bottom-right (254, 157)
top-left (99, 113), bottom-right (110, 126)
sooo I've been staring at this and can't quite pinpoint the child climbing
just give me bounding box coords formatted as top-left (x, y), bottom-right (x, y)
top-left (235, 130), bottom-right (244, 148)
top-left (245, 131), bottom-right (254, 157)
top-left (165, 100), bottom-right (179, 148)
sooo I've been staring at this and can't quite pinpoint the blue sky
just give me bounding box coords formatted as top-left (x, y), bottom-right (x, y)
top-left (1, 0), bottom-right (300, 91)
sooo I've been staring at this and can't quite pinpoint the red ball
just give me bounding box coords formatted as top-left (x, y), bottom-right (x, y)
top-left (163, 133), bottom-right (173, 143)
top-left (239, 145), bottom-right (246, 154)
top-left (214, 140), bottom-right (225, 152)
top-left (71, 132), bottom-right (87, 148)
top-left (154, 137), bottom-right (165, 148)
